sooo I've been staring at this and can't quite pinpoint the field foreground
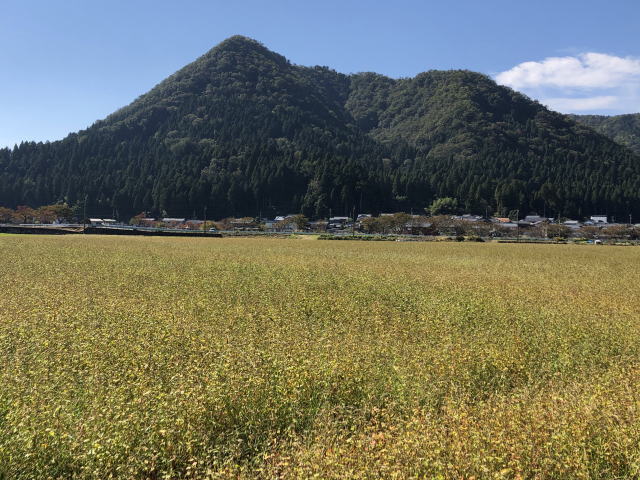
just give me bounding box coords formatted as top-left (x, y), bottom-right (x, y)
top-left (1, 236), bottom-right (640, 479)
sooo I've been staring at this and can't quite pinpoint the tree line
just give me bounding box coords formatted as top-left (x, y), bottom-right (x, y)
top-left (0, 203), bottom-right (74, 224)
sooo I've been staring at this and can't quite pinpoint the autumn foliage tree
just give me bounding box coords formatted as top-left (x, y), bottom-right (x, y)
top-left (0, 203), bottom-right (74, 224)
top-left (546, 224), bottom-right (572, 239)
top-left (13, 206), bottom-right (36, 223)
top-left (0, 207), bottom-right (13, 223)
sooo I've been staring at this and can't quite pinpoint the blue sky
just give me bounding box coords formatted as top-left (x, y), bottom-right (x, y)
top-left (1, 0), bottom-right (638, 148)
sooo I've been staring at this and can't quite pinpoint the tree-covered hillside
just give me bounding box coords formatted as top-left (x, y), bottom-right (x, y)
top-left (1, 36), bottom-right (639, 219)
top-left (570, 113), bottom-right (640, 155)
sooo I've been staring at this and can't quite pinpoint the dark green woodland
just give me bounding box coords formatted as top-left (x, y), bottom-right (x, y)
top-left (570, 113), bottom-right (640, 155)
top-left (1, 36), bottom-right (639, 219)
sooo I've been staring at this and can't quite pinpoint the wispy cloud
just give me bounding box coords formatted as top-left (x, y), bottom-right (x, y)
top-left (495, 53), bottom-right (640, 114)
top-left (496, 53), bottom-right (640, 89)
top-left (542, 96), bottom-right (618, 112)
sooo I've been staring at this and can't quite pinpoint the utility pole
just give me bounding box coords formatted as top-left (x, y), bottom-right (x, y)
top-left (204, 205), bottom-right (207, 232)
top-left (83, 194), bottom-right (88, 233)
top-left (352, 206), bottom-right (356, 235)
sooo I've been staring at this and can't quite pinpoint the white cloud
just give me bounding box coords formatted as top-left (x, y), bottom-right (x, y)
top-left (494, 52), bottom-right (640, 114)
top-left (496, 53), bottom-right (640, 90)
top-left (542, 96), bottom-right (618, 111)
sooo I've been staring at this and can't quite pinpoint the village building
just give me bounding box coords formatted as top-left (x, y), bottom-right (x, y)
top-left (161, 218), bottom-right (186, 228)
top-left (563, 220), bottom-right (581, 230)
top-left (263, 219), bottom-right (278, 230)
top-left (523, 215), bottom-right (547, 225)
top-left (184, 219), bottom-right (205, 230)
top-left (309, 220), bottom-right (328, 232)
top-left (492, 217), bottom-right (518, 228)
top-left (328, 216), bottom-right (350, 230)
top-left (139, 218), bottom-right (157, 227)
top-left (405, 216), bottom-right (432, 235)
top-left (230, 218), bottom-right (260, 231)
top-left (457, 214), bottom-right (484, 222)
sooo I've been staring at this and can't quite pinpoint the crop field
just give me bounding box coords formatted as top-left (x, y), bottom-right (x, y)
top-left (1, 236), bottom-right (640, 479)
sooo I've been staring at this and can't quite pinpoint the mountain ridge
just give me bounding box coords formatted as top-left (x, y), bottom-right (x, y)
top-left (570, 113), bottom-right (640, 155)
top-left (1, 35), bottom-right (639, 220)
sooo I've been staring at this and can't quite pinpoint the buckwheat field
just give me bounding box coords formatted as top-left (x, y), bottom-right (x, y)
top-left (1, 235), bottom-right (639, 479)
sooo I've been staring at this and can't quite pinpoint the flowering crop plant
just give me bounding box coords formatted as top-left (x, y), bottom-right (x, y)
top-left (1, 235), bottom-right (639, 479)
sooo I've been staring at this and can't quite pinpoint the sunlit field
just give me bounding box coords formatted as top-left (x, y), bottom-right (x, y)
top-left (1, 236), bottom-right (640, 479)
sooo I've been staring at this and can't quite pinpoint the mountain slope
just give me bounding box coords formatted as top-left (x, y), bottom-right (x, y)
top-left (569, 113), bottom-right (640, 155)
top-left (347, 71), bottom-right (640, 217)
top-left (1, 36), bottom-right (639, 219)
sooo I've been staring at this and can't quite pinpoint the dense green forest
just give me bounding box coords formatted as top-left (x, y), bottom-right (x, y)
top-left (570, 113), bottom-right (640, 155)
top-left (1, 36), bottom-right (639, 219)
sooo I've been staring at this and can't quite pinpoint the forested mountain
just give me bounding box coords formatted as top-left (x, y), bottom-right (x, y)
top-left (1, 35), bottom-right (639, 220)
top-left (569, 113), bottom-right (640, 155)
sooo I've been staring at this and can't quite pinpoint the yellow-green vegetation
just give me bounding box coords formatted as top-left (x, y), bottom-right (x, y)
top-left (1, 236), bottom-right (640, 479)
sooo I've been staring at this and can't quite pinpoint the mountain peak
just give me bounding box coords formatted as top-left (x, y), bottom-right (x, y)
top-left (214, 35), bottom-right (265, 51)
top-left (2, 40), bottom-right (639, 221)
top-left (203, 35), bottom-right (286, 64)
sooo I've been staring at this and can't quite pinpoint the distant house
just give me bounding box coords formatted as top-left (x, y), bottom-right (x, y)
top-left (309, 220), bottom-right (328, 232)
top-left (523, 215), bottom-right (547, 225)
top-left (263, 219), bottom-right (278, 230)
top-left (458, 214), bottom-right (484, 222)
top-left (230, 218), bottom-right (260, 231)
top-left (590, 215), bottom-right (608, 224)
top-left (563, 220), bottom-right (581, 230)
top-left (87, 218), bottom-right (117, 227)
top-left (184, 219), bottom-right (205, 230)
top-left (162, 218), bottom-right (186, 228)
top-left (139, 218), bottom-right (156, 227)
top-left (328, 216), bottom-right (350, 229)
top-left (405, 216), bottom-right (432, 235)
top-left (276, 221), bottom-right (296, 232)
top-left (355, 214), bottom-right (372, 230)
top-left (492, 217), bottom-right (518, 229)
